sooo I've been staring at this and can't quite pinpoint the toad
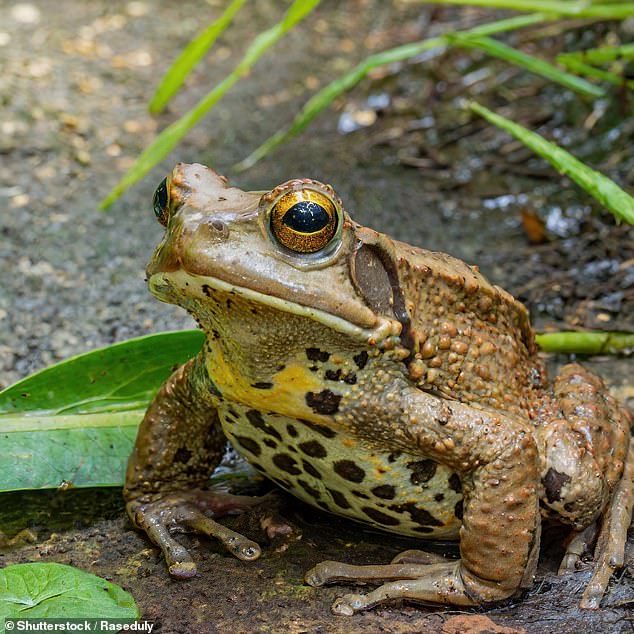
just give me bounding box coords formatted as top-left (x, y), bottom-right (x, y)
top-left (124, 163), bottom-right (633, 614)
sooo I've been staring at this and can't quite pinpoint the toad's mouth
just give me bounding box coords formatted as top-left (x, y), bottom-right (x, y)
top-left (148, 269), bottom-right (401, 344)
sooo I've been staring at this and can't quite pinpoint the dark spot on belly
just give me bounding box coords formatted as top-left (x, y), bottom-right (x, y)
top-left (343, 373), bottom-right (357, 385)
top-left (387, 451), bottom-right (402, 463)
top-left (334, 460), bottom-right (365, 483)
top-left (407, 459), bottom-right (437, 484)
top-left (309, 366), bottom-right (318, 372)
top-left (298, 440), bottom-right (327, 458)
top-left (389, 502), bottom-right (444, 527)
top-left (353, 351), bottom-right (368, 369)
top-left (327, 488), bottom-right (351, 509)
top-left (362, 507), bottom-right (400, 526)
top-left (448, 473), bottom-right (462, 493)
top-left (298, 479), bottom-right (321, 499)
top-left (263, 438), bottom-right (277, 449)
top-left (306, 390), bottom-right (341, 415)
top-left (246, 409), bottom-right (282, 441)
top-left (454, 500), bottom-right (464, 520)
top-left (235, 436), bottom-right (261, 457)
top-left (202, 284), bottom-right (213, 297)
top-left (434, 493), bottom-right (445, 502)
top-left (302, 459), bottom-right (322, 479)
top-left (306, 347), bottom-right (330, 362)
top-left (297, 418), bottom-right (337, 439)
top-left (273, 453), bottom-right (302, 475)
top-left (543, 467), bottom-right (572, 503)
top-left (251, 382), bottom-right (273, 389)
top-left (173, 447), bottom-right (192, 464)
top-left (325, 369), bottom-right (341, 381)
top-left (352, 490), bottom-right (370, 499)
top-left (371, 484), bottom-right (396, 500)
top-left (287, 424), bottom-right (298, 437)
top-left (226, 298), bottom-right (232, 309)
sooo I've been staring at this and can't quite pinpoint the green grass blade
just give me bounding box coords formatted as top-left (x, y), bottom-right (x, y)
top-left (558, 43), bottom-right (634, 66)
top-left (448, 34), bottom-right (605, 97)
top-left (536, 331), bottom-right (634, 354)
top-left (415, 0), bottom-right (634, 19)
top-left (469, 101), bottom-right (634, 225)
top-left (0, 330), bottom-right (203, 491)
top-left (235, 13), bottom-right (547, 170)
top-left (149, 0), bottom-right (249, 114)
top-left (558, 45), bottom-right (634, 90)
top-left (100, 0), bottom-right (322, 209)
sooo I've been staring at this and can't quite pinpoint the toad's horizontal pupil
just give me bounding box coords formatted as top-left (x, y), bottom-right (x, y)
top-left (282, 201), bottom-right (330, 233)
top-left (153, 177), bottom-right (168, 217)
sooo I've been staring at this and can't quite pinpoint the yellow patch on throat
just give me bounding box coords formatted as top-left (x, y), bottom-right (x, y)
top-left (205, 345), bottom-right (326, 421)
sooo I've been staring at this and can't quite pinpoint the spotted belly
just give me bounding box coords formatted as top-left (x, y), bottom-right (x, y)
top-left (219, 402), bottom-right (463, 539)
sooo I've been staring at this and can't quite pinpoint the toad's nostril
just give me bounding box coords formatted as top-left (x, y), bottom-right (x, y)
top-left (209, 219), bottom-right (229, 237)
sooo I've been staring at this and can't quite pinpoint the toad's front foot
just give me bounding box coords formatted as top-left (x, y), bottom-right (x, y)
top-left (127, 489), bottom-right (263, 577)
top-left (305, 557), bottom-right (480, 613)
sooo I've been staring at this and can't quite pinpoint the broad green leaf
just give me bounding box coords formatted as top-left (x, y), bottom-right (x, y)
top-left (415, 0), bottom-right (634, 19)
top-left (0, 563), bottom-right (139, 620)
top-left (236, 13), bottom-right (547, 169)
top-left (469, 101), bottom-right (634, 225)
top-left (100, 0), bottom-right (322, 208)
top-left (0, 331), bottom-right (204, 491)
top-left (536, 331), bottom-right (634, 355)
top-left (447, 33), bottom-right (604, 97)
top-left (149, 0), bottom-right (249, 114)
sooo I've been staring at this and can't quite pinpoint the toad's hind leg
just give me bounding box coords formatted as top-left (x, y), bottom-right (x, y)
top-left (580, 438), bottom-right (634, 609)
top-left (539, 363), bottom-right (634, 607)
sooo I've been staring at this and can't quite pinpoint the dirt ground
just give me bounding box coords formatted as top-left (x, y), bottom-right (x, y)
top-left (1, 1), bottom-right (633, 632)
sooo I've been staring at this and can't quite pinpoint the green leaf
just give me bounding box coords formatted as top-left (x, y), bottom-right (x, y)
top-left (536, 331), bottom-right (634, 355)
top-left (100, 0), bottom-right (322, 208)
top-left (0, 330), bottom-right (203, 491)
top-left (415, 0), bottom-right (634, 19)
top-left (447, 33), bottom-right (605, 97)
top-left (236, 13), bottom-right (548, 169)
top-left (469, 101), bottom-right (634, 225)
top-left (149, 0), bottom-right (249, 114)
top-left (0, 563), bottom-right (139, 620)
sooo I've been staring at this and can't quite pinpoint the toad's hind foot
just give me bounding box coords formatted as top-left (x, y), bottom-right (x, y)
top-left (305, 560), bottom-right (478, 614)
top-left (579, 439), bottom-right (634, 609)
top-left (127, 489), bottom-right (263, 578)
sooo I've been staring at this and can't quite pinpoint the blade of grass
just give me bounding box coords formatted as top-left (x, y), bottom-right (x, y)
top-left (100, 0), bottom-right (322, 209)
top-left (557, 56), bottom-right (634, 90)
top-left (558, 44), bottom-right (634, 90)
top-left (235, 12), bottom-right (548, 170)
top-left (557, 43), bottom-right (634, 66)
top-left (447, 33), bottom-right (605, 97)
top-left (416, 0), bottom-right (634, 19)
top-left (536, 331), bottom-right (634, 354)
top-left (469, 101), bottom-right (634, 225)
top-left (149, 0), bottom-right (249, 114)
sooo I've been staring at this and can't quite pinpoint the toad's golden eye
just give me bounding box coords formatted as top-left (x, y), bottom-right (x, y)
top-left (270, 190), bottom-right (338, 253)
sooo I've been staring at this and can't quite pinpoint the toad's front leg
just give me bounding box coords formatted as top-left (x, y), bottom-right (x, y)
top-left (124, 356), bottom-right (262, 577)
top-left (306, 382), bottom-right (541, 612)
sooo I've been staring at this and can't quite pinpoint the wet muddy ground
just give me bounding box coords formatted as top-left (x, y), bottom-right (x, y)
top-left (1, 1), bottom-right (633, 632)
